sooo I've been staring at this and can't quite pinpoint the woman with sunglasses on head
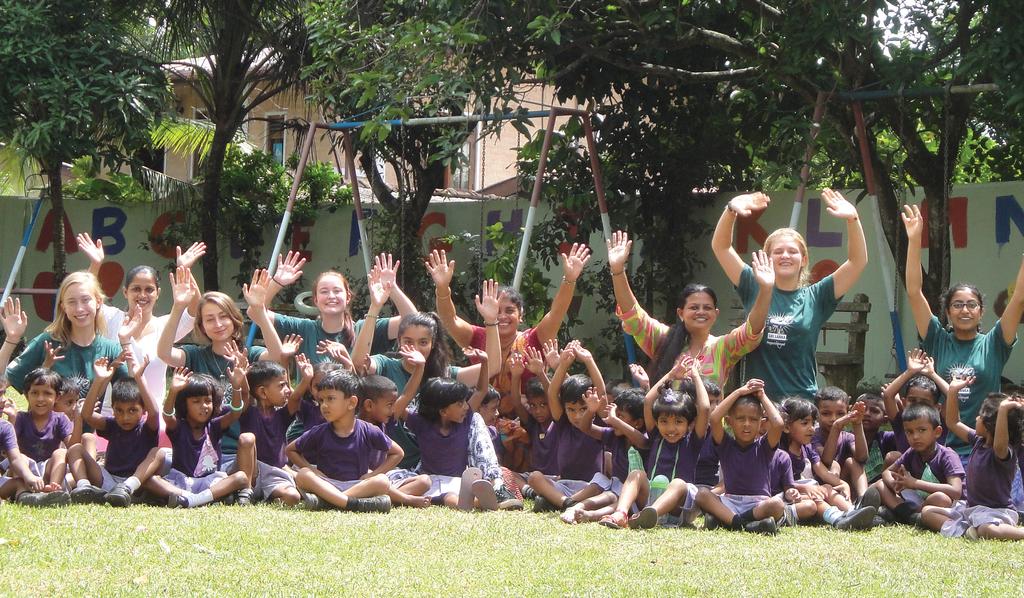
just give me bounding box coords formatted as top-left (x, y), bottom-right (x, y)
top-left (902, 204), bottom-right (1024, 457)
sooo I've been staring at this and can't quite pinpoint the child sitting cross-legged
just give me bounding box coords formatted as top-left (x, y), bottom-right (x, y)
top-left (525, 340), bottom-right (617, 514)
top-left (357, 374), bottom-right (432, 508)
top-left (779, 397), bottom-right (879, 530)
top-left (286, 370), bottom-right (394, 512)
top-left (600, 356), bottom-right (708, 530)
top-left (67, 352), bottom-right (167, 506)
top-left (694, 378), bottom-right (785, 535)
top-left (4, 368), bottom-right (72, 506)
top-left (232, 359), bottom-right (303, 506)
top-left (872, 402), bottom-right (963, 526)
top-left (145, 361), bottom-right (251, 508)
top-left (882, 349), bottom-right (948, 461)
top-left (812, 387), bottom-right (869, 500)
top-left (920, 376), bottom-right (1024, 540)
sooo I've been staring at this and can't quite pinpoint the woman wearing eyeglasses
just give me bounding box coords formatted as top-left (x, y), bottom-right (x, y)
top-left (902, 204), bottom-right (1024, 456)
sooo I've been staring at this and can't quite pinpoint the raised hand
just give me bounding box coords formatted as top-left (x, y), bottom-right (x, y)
top-left (118, 303), bottom-right (146, 345)
top-left (126, 350), bottom-right (151, 381)
top-left (822, 188), bottom-right (859, 221)
top-left (508, 351), bottom-right (525, 378)
top-left (42, 341), bottom-right (65, 369)
top-left (374, 253), bottom-right (401, 289)
top-left (92, 356), bottom-right (118, 383)
top-left (628, 363), bottom-right (650, 390)
top-left (523, 346), bottom-right (546, 376)
top-left (175, 242), bottom-right (207, 269)
top-left (583, 387), bottom-right (602, 414)
top-left (948, 374), bottom-right (975, 395)
top-left (560, 243), bottom-right (592, 282)
top-left (280, 334), bottom-right (304, 360)
top-left (316, 340), bottom-right (353, 369)
top-left (906, 348), bottom-right (929, 374)
top-left (751, 249), bottom-right (775, 288)
top-left (169, 266), bottom-right (198, 307)
top-left (740, 378), bottom-right (765, 395)
top-left (398, 344), bottom-right (426, 369)
top-left (366, 267), bottom-right (393, 309)
top-left (559, 342), bottom-right (576, 366)
top-left (170, 367), bottom-right (192, 394)
top-left (1, 297), bottom-right (28, 341)
top-left (425, 249), bottom-right (456, 289)
top-left (463, 346), bottom-right (488, 365)
top-left (242, 269), bottom-right (272, 309)
top-left (474, 279), bottom-right (500, 323)
top-left (542, 338), bottom-right (560, 370)
top-left (295, 353), bottom-right (314, 382)
top-left (727, 192), bottom-right (771, 217)
top-left (75, 232), bottom-right (105, 266)
top-left (901, 204), bottom-right (923, 241)
top-left (606, 231), bottom-right (632, 274)
top-left (572, 341), bottom-right (594, 362)
top-left (272, 251), bottom-right (306, 287)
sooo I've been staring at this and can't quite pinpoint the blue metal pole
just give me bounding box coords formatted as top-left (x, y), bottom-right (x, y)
top-left (1, 197), bottom-right (44, 305)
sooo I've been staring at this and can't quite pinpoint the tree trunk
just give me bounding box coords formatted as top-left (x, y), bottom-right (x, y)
top-left (198, 126), bottom-right (236, 292)
top-left (45, 160), bottom-right (67, 284)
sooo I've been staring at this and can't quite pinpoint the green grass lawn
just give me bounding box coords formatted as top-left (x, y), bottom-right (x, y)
top-left (1, 503), bottom-right (1023, 596)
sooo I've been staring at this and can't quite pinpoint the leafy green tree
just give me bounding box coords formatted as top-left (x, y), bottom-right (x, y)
top-left (0, 0), bottom-right (167, 279)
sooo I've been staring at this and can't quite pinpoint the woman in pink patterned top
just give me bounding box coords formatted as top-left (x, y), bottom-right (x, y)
top-left (608, 231), bottom-right (774, 390)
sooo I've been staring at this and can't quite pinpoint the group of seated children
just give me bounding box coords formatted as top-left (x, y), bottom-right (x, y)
top-left (2, 331), bottom-right (1023, 541)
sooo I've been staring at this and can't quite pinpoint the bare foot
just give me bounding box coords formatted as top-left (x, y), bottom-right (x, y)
top-left (560, 505), bottom-right (584, 524)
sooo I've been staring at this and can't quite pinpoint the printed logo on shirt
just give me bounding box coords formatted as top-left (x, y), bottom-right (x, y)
top-left (195, 435), bottom-right (219, 477)
top-left (947, 363), bottom-right (975, 403)
top-left (765, 313), bottom-right (795, 348)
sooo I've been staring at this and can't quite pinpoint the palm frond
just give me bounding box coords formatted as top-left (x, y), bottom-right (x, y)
top-left (150, 118), bottom-right (254, 164)
top-left (0, 143), bottom-right (43, 196)
top-left (135, 165), bottom-right (198, 209)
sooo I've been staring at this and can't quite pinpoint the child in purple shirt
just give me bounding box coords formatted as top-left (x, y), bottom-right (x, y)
top-left (874, 403), bottom-right (964, 525)
top-left (0, 413), bottom-right (67, 506)
top-left (67, 353), bottom-right (163, 506)
top-left (145, 367), bottom-right (250, 508)
top-left (526, 341), bottom-right (614, 514)
top-left (922, 379), bottom-right (1024, 539)
top-left (601, 357), bottom-right (708, 530)
top-left (233, 360), bottom-right (302, 506)
top-left (11, 368), bottom-right (72, 505)
top-left (286, 370), bottom-right (394, 512)
top-left (882, 349), bottom-right (948, 459)
top-left (694, 378), bottom-right (785, 534)
top-left (357, 374), bottom-right (432, 508)
top-left (781, 397), bottom-right (878, 529)
top-left (813, 386), bottom-right (869, 500)
top-left (393, 347), bottom-right (508, 511)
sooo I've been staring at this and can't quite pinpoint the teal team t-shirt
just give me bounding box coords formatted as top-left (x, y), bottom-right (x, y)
top-left (923, 315), bottom-right (1015, 456)
top-left (5, 332), bottom-right (129, 394)
top-left (273, 313), bottom-right (393, 366)
top-left (737, 265), bottom-right (840, 401)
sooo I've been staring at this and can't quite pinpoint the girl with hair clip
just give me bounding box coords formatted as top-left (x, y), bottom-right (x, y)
top-left (351, 278), bottom-right (501, 470)
top-left (902, 204), bottom-right (1024, 459)
top-left (607, 230), bottom-right (775, 389)
top-left (712, 189), bottom-right (868, 400)
top-left (77, 233), bottom-right (205, 401)
top-left (5, 273), bottom-right (128, 394)
top-left (256, 251), bottom-right (416, 366)
top-left (145, 364), bottom-right (251, 508)
top-left (393, 349), bottom-right (515, 510)
top-left (426, 243), bottom-right (591, 406)
top-left (921, 375), bottom-right (1024, 540)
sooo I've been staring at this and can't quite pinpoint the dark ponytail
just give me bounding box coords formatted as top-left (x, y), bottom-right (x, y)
top-left (398, 312), bottom-right (452, 379)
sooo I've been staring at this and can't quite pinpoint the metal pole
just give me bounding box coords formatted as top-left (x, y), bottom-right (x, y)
top-left (837, 83), bottom-right (998, 102)
top-left (324, 110), bottom-right (552, 131)
top-left (852, 102), bottom-right (907, 371)
top-left (512, 113), bottom-right (558, 291)
top-left (245, 122), bottom-right (318, 348)
top-left (342, 132), bottom-right (373, 277)
top-left (1, 196), bottom-right (44, 306)
top-left (789, 91), bottom-right (828, 229)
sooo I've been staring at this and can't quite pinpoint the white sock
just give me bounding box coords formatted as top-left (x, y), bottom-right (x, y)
top-left (187, 489), bottom-right (215, 507)
top-left (123, 476), bottom-right (141, 492)
top-left (75, 479), bottom-right (92, 489)
top-left (822, 505), bottom-right (842, 524)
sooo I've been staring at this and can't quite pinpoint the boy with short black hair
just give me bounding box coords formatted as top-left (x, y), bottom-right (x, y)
top-left (285, 370), bottom-right (394, 512)
top-left (874, 403), bottom-right (964, 525)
